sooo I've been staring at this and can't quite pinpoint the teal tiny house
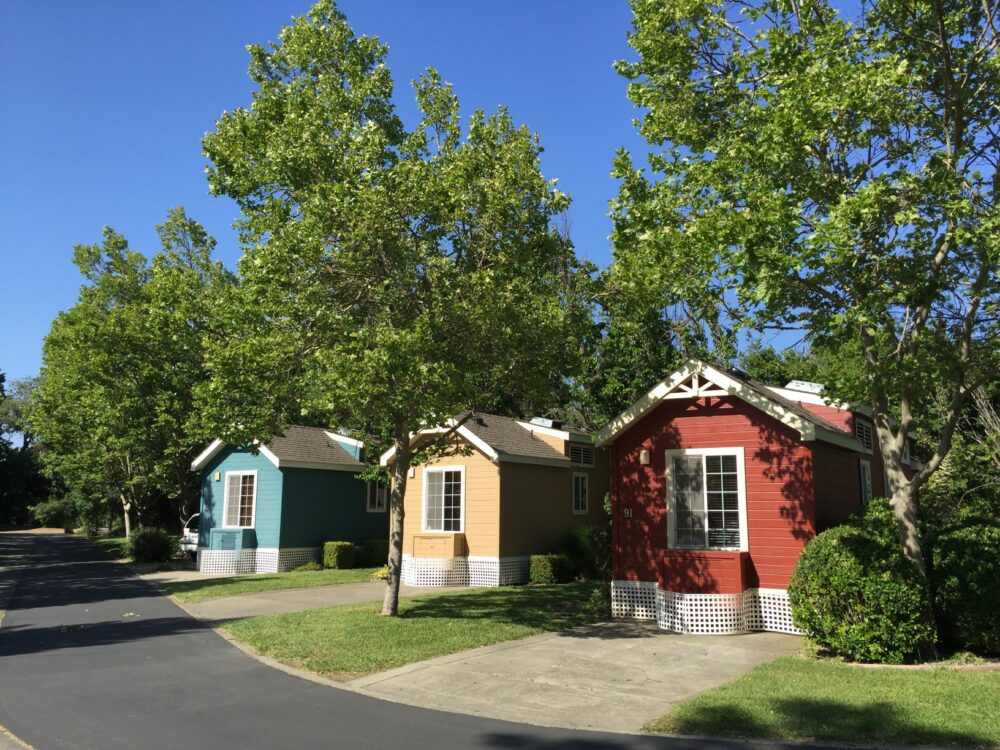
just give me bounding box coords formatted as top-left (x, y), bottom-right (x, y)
top-left (190, 426), bottom-right (387, 574)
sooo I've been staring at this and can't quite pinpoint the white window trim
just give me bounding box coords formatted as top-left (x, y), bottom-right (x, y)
top-left (422, 465), bottom-right (466, 533)
top-left (572, 472), bottom-right (589, 515)
top-left (366, 480), bottom-right (388, 513)
top-left (665, 447), bottom-right (748, 552)
top-left (222, 470), bottom-right (257, 529)
top-left (860, 459), bottom-right (873, 505)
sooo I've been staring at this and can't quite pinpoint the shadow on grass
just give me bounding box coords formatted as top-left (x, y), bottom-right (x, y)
top-left (662, 697), bottom-right (995, 748)
top-left (400, 582), bottom-right (601, 631)
top-left (91, 536), bottom-right (128, 559)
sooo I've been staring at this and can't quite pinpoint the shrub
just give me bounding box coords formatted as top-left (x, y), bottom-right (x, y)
top-left (561, 524), bottom-right (611, 580)
top-left (529, 553), bottom-right (575, 585)
top-left (582, 580), bottom-right (612, 620)
top-left (323, 541), bottom-right (356, 569)
top-left (788, 500), bottom-right (935, 664)
top-left (30, 498), bottom-right (71, 529)
top-left (932, 523), bottom-right (1000, 655)
top-left (292, 560), bottom-right (322, 572)
top-left (371, 565), bottom-right (389, 581)
top-left (127, 528), bottom-right (178, 563)
top-left (358, 538), bottom-right (389, 567)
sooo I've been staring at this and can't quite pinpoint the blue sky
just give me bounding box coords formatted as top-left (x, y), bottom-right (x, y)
top-left (0, 1), bottom-right (654, 382)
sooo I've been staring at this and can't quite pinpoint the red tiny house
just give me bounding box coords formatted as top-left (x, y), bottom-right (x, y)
top-left (597, 360), bottom-right (909, 635)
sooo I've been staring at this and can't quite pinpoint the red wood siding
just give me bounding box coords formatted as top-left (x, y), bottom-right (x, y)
top-left (797, 402), bottom-right (854, 432)
top-left (810, 441), bottom-right (876, 532)
top-left (611, 397), bottom-right (816, 593)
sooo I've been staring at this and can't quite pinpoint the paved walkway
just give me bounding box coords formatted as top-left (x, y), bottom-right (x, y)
top-left (346, 621), bottom-right (801, 733)
top-left (180, 580), bottom-right (463, 622)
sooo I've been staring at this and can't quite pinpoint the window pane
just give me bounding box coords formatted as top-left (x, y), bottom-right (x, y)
top-left (673, 453), bottom-right (741, 550)
top-left (239, 475), bottom-right (254, 526)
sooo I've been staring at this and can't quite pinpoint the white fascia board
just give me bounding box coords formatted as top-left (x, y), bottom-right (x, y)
top-left (190, 439), bottom-right (225, 471)
top-left (594, 362), bottom-right (697, 447)
top-left (515, 421), bottom-right (570, 442)
top-left (455, 425), bottom-right (500, 462)
top-left (379, 427), bottom-right (448, 466)
top-left (325, 431), bottom-right (364, 448)
top-left (256, 444), bottom-right (282, 469)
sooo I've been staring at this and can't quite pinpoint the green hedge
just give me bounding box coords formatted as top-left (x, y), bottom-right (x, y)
top-left (128, 528), bottom-right (178, 563)
top-left (529, 554), bottom-right (575, 585)
top-left (323, 541), bottom-right (356, 569)
top-left (789, 501), bottom-right (935, 664)
top-left (933, 524), bottom-right (1000, 655)
top-left (560, 524), bottom-right (610, 580)
top-left (358, 539), bottom-right (389, 567)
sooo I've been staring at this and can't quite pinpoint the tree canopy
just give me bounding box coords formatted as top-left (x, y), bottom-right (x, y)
top-left (612, 0), bottom-right (999, 593)
top-left (30, 208), bottom-right (234, 534)
top-left (200, 1), bottom-right (591, 613)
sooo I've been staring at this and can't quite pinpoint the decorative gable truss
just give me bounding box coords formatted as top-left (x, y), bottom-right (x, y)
top-left (595, 359), bottom-right (862, 451)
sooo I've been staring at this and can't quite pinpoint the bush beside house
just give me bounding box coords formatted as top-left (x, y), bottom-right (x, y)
top-left (932, 524), bottom-right (1000, 655)
top-left (529, 554), bottom-right (574, 584)
top-left (128, 528), bottom-right (179, 563)
top-left (323, 541), bottom-right (356, 569)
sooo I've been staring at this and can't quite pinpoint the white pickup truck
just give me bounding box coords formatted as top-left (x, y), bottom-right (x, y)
top-left (179, 513), bottom-right (200, 558)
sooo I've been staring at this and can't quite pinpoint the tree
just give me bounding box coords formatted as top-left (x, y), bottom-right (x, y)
top-left (30, 209), bottom-right (233, 535)
top-left (200, 1), bottom-right (589, 615)
top-left (612, 0), bottom-right (999, 606)
top-left (0, 373), bottom-right (49, 528)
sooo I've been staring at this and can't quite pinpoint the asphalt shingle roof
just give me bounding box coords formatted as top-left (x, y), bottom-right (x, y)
top-left (455, 412), bottom-right (578, 462)
top-left (266, 426), bottom-right (364, 468)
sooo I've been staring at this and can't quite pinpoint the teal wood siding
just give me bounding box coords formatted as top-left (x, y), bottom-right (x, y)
top-left (198, 447), bottom-right (283, 549)
top-left (279, 468), bottom-right (387, 548)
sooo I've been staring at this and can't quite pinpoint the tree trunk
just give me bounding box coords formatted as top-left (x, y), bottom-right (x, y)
top-left (121, 496), bottom-right (133, 539)
top-left (889, 483), bottom-right (928, 580)
top-left (381, 423), bottom-right (411, 616)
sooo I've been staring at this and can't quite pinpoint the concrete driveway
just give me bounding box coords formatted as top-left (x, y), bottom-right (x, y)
top-left (346, 620), bottom-right (801, 733)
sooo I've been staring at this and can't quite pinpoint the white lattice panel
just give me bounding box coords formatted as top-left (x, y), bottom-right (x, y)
top-left (276, 547), bottom-right (320, 572)
top-left (612, 581), bottom-right (801, 635)
top-left (197, 548), bottom-right (256, 575)
top-left (401, 554), bottom-right (527, 587)
top-left (255, 549), bottom-right (278, 574)
top-left (755, 588), bottom-right (799, 634)
top-left (611, 580), bottom-right (658, 620)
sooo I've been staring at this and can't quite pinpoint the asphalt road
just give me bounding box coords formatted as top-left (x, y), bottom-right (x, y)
top-left (0, 534), bottom-right (830, 750)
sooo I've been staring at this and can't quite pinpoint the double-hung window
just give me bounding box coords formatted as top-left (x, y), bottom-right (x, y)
top-left (859, 459), bottom-right (873, 504)
top-left (223, 471), bottom-right (257, 528)
top-left (572, 473), bottom-right (589, 514)
top-left (666, 448), bottom-right (747, 550)
top-left (367, 480), bottom-right (388, 513)
top-left (423, 466), bottom-right (464, 532)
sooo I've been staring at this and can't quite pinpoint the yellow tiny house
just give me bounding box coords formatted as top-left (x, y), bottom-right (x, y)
top-left (382, 412), bottom-right (609, 586)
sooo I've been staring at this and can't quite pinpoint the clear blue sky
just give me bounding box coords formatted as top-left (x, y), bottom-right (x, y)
top-left (0, 0), bottom-right (649, 382)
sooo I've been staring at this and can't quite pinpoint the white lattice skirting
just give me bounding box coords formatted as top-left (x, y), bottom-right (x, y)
top-left (611, 580), bottom-right (800, 635)
top-left (401, 553), bottom-right (530, 587)
top-left (197, 547), bottom-right (320, 575)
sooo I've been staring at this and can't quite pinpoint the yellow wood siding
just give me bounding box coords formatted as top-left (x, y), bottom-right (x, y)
top-left (402, 440), bottom-right (501, 558)
top-left (499, 448), bottom-right (611, 557)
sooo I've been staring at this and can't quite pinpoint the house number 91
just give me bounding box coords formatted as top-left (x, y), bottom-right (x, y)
top-left (623, 508), bottom-right (633, 518)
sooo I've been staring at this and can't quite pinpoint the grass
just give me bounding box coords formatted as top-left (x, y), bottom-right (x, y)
top-left (161, 567), bottom-right (379, 602)
top-left (91, 536), bottom-right (129, 559)
top-left (221, 581), bottom-right (601, 678)
top-left (645, 656), bottom-right (1000, 748)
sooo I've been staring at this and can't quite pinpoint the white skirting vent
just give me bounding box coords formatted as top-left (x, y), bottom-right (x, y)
top-left (611, 580), bottom-right (799, 635)
top-left (401, 554), bottom-right (530, 587)
top-left (197, 547), bottom-right (320, 575)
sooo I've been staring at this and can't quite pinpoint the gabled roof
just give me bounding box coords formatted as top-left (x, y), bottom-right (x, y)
top-left (380, 411), bottom-right (588, 467)
top-left (594, 359), bottom-right (862, 451)
top-left (191, 426), bottom-right (365, 472)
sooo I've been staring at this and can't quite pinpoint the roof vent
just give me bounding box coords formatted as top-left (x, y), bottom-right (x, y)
top-left (784, 380), bottom-right (825, 395)
top-left (529, 416), bottom-right (562, 429)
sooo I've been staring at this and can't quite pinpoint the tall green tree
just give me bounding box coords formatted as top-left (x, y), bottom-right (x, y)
top-left (30, 209), bottom-right (233, 535)
top-left (0, 372), bottom-right (49, 527)
top-left (200, 1), bottom-right (589, 615)
top-left (613, 0), bottom-right (999, 600)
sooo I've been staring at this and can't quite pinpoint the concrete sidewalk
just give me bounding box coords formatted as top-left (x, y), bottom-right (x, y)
top-left (181, 580), bottom-right (462, 622)
top-left (345, 621), bottom-right (801, 734)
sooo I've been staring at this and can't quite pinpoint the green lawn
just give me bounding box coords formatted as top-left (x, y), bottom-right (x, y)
top-left (91, 536), bottom-right (129, 559)
top-left (645, 656), bottom-right (1000, 748)
top-left (221, 581), bottom-right (601, 678)
top-left (161, 568), bottom-right (380, 602)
